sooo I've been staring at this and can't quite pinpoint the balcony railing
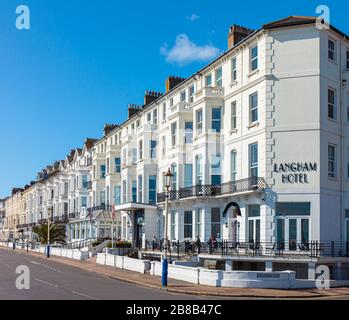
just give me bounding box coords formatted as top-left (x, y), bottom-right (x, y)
top-left (157, 177), bottom-right (266, 203)
top-left (69, 212), bottom-right (77, 219)
top-left (53, 214), bottom-right (69, 224)
top-left (38, 219), bottom-right (48, 225)
top-left (141, 240), bottom-right (349, 260)
top-left (87, 204), bottom-right (113, 214)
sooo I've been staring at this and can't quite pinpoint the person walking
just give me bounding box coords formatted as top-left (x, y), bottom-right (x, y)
top-left (195, 236), bottom-right (201, 254)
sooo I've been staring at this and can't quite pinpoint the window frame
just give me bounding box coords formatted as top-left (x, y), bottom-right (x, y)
top-left (250, 45), bottom-right (258, 72)
top-left (231, 101), bottom-right (237, 130)
top-left (150, 140), bottom-right (157, 159)
top-left (171, 122), bottom-right (177, 147)
top-left (211, 107), bottom-right (222, 133)
top-left (215, 67), bottom-right (223, 87)
top-left (231, 57), bottom-right (237, 81)
top-left (196, 109), bottom-right (203, 135)
top-left (328, 87), bottom-right (337, 120)
top-left (184, 211), bottom-right (193, 240)
top-left (328, 144), bottom-right (337, 178)
top-left (231, 150), bottom-right (237, 182)
top-left (205, 74), bottom-right (212, 87)
top-left (249, 143), bottom-right (258, 178)
top-left (328, 38), bottom-right (336, 62)
top-left (249, 92), bottom-right (258, 123)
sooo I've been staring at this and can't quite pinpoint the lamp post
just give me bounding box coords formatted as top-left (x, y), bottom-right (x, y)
top-left (162, 168), bottom-right (173, 287)
top-left (47, 208), bottom-right (51, 258)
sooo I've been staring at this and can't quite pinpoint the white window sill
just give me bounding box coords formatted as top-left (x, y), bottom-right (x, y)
top-left (328, 176), bottom-right (338, 181)
top-left (248, 69), bottom-right (259, 78)
top-left (247, 121), bottom-right (259, 129)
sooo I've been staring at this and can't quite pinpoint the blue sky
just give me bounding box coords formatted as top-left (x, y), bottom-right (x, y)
top-left (0, 0), bottom-right (347, 198)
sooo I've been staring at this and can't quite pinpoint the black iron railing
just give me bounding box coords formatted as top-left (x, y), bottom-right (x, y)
top-left (53, 215), bottom-right (69, 224)
top-left (157, 177), bottom-right (266, 202)
top-left (140, 240), bottom-right (349, 260)
top-left (87, 204), bottom-right (113, 214)
top-left (69, 212), bottom-right (77, 219)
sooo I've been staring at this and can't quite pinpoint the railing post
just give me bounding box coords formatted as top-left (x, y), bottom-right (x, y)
top-left (177, 240), bottom-right (180, 260)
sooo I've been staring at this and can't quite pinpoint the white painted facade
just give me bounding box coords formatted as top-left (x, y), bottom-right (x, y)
top-left (2, 17), bottom-right (349, 278)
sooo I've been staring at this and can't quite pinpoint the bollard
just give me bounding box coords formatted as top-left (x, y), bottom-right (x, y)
top-left (162, 258), bottom-right (168, 287)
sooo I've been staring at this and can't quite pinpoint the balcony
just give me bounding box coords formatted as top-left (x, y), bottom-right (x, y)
top-left (53, 214), bottom-right (69, 224)
top-left (169, 101), bottom-right (192, 118)
top-left (38, 219), bottom-right (48, 225)
top-left (87, 204), bottom-right (113, 214)
top-left (195, 86), bottom-right (225, 99)
top-left (69, 212), bottom-right (77, 219)
top-left (157, 177), bottom-right (266, 203)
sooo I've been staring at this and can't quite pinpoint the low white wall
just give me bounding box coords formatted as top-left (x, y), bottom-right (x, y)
top-left (96, 253), bottom-right (151, 274)
top-left (6, 243), bottom-right (88, 261)
top-left (151, 262), bottom-right (301, 289)
top-left (169, 264), bottom-right (200, 284)
top-left (199, 269), bottom-right (296, 289)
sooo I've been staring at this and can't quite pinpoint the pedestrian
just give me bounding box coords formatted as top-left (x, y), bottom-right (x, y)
top-left (207, 235), bottom-right (214, 254)
top-left (213, 236), bottom-right (218, 251)
top-left (152, 236), bottom-right (158, 251)
top-left (195, 236), bottom-right (201, 254)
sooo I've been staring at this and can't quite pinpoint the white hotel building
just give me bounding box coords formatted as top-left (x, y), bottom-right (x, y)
top-left (3, 16), bottom-right (349, 279)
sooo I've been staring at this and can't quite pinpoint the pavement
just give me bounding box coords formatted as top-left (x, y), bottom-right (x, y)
top-left (1, 247), bottom-right (349, 299)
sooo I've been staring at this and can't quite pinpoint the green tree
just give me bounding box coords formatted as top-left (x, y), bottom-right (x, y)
top-left (32, 224), bottom-right (66, 245)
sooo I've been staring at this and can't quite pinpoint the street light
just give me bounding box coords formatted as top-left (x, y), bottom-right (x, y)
top-left (162, 168), bottom-right (173, 287)
top-left (47, 207), bottom-right (51, 258)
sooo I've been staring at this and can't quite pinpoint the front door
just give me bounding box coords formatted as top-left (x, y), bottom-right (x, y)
top-left (134, 210), bottom-right (144, 248)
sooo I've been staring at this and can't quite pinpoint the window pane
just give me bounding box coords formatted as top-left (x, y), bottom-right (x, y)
top-left (212, 108), bottom-right (221, 132)
top-left (255, 220), bottom-right (260, 243)
top-left (185, 122), bottom-right (193, 143)
top-left (249, 205), bottom-right (260, 217)
top-left (289, 219), bottom-right (297, 251)
top-left (301, 219), bottom-right (309, 244)
top-left (184, 164), bottom-right (193, 187)
top-left (277, 219), bottom-right (285, 243)
top-left (248, 220), bottom-right (254, 243)
top-left (231, 150), bottom-right (237, 181)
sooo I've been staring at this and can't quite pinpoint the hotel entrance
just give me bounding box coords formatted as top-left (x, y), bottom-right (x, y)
top-left (134, 210), bottom-right (144, 248)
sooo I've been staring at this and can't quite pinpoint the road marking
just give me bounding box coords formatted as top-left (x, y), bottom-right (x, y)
top-left (30, 261), bottom-right (61, 273)
top-left (72, 291), bottom-right (98, 300)
top-left (34, 278), bottom-right (59, 288)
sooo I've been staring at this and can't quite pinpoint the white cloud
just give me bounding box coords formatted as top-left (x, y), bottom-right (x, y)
top-left (187, 14), bottom-right (200, 22)
top-left (160, 34), bottom-right (221, 66)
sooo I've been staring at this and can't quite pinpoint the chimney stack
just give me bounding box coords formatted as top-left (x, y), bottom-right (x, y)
top-left (228, 25), bottom-right (254, 49)
top-left (104, 124), bottom-right (118, 136)
top-left (144, 91), bottom-right (163, 106)
top-left (128, 104), bottom-right (143, 118)
top-left (165, 76), bottom-right (186, 93)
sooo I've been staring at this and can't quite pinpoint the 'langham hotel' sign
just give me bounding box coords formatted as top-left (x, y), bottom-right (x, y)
top-left (273, 162), bottom-right (317, 184)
